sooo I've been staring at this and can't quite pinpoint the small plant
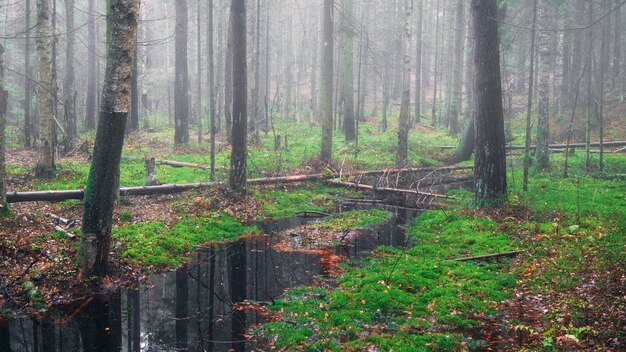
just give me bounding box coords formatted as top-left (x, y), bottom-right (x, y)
top-left (118, 210), bottom-right (133, 223)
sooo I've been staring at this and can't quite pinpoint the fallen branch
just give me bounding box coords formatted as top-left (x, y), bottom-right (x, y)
top-left (451, 250), bottom-right (524, 262)
top-left (613, 146), bottom-right (626, 154)
top-left (49, 213), bottom-right (76, 227)
top-left (53, 225), bottom-right (76, 239)
top-left (328, 179), bottom-right (451, 199)
top-left (158, 160), bottom-right (216, 170)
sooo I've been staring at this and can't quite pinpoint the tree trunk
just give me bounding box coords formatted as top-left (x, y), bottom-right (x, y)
top-left (396, 0), bottom-right (412, 167)
top-left (228, 241), bottom-right (247, 351)
top-left (24, 0), bottom-right (33, 147)
top-left (613, 5), bottom-right (622, 90)
top-left (229, 0), bottom-right (248, 191)
top-left (85, 0), bottom-right (96, 131)
top-left (224, 12), bottom-right (233, 142)
top-left (535, 1), bottom-right (551, 171)
top-left (197, 0), bottom-right (203, 144)
top-left (448, 0), bottom-right (465, 135)
top-left (413, 0), bottom-right (423, 125)
top-left (0, 46), bottom-right (7, 216)
top-left (80, 0), bottom-right (139, 277)
top-left (174, 0), bottom-right (190, 145)
top-left (523, 0), bottom-right (538, 191)
top-left (341, 0), bottom-right (356, 142)
top-left (129, 35), bottom-right (139, 133)
top-left (471, 0), bottom-right (507, 206)
top-left (208, 0), bottom-right (216, 181)
top-left (431, 0), bottom-right (441, 127)
top-left (320, 0), bottom-right (334, 163)
top-left (64, 0), bottom-right (76, 151)
top-left (35, 0), bottom-right (56, 179)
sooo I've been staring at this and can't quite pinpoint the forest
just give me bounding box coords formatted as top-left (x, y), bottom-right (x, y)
top-left (0, 0), bottom-right (625, 350)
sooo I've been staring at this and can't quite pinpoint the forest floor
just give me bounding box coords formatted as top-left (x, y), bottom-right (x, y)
top-left (1, 115), bottom-right (625, 351)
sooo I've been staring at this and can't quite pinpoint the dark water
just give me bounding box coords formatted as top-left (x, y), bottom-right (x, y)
top-left (2, 207), bottom-right (416, 352)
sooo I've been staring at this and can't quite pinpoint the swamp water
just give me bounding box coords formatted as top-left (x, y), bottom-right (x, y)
top-left (2, 207), bottom-right (417, 352)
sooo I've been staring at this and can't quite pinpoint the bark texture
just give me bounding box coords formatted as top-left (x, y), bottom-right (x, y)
top-left (396, 0), bottom-right (412, 167)
top-left (36, 0), bottom-right (56, 178)
top-left (229, 0), bottom-right (248, 191)
top-left (174, 0), bottom-right (190, 144)
top-left (341, 0), bottom-right (356, 142)
top-left (320, 0), bottom-right (334, 162)
top-left (471, 0), bottom-right (507, 206)
top-left (0, 45), bottom-right (7, 216)
top-left (81, 0), bottom-right (139, 277)
top-left (85, 0), bottom-right (96, 131)
top-left (535, 1), bottom-right (551, 171)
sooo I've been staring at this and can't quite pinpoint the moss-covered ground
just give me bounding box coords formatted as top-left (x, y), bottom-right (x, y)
top-left (257, 154), bottom-right (626, 351)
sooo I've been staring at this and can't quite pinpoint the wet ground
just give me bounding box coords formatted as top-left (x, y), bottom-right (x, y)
top-left (1, 206), bottom-right (417, 352)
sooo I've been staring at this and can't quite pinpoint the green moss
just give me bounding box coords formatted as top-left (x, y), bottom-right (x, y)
top-left (113, 212), bottom-right (257, 268)
top-left (311, 209), bottom-right (390, 231)
top-left (260, 211), bottom-right (518, 350)
top-left (251, 183), bottom-right (358, 219)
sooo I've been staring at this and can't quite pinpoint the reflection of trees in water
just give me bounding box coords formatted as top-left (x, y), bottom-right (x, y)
top-left (7, 216), bottom-right (407, 352)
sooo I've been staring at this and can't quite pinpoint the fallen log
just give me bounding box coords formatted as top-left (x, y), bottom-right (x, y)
top-left (53, 226), bottom-right (76, 239)
top-left (6, 166), bottom-right (468, 204)
top-left (328, 179), bottom-right (450, 199)
top-left (613, 146), bottom-right (626, 154)
top-left (158, 159), bottom-right (213, 170)
top-left (350, 165), bottom-right (473, 177)
top-left (435, 141), bottom-right (626, 150)
top-left (451, 250), bottom-right (524, 262)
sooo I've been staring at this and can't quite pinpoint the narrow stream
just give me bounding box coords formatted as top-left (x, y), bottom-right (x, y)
top-left (2, 206), bottom-right (418, 352)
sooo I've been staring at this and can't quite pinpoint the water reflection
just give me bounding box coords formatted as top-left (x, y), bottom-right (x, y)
top-left (7, 208), bottom-right (414, 352)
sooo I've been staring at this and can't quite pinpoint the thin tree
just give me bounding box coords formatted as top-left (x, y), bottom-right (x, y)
top-left (431, 0), bottom-right (441, 127)
top-left (174, 0), bottom-right (190, 144)
top-left (413, 0), bottom-right (423, 125)
top-left (24, 0), bottom-right (33, 147)
top-left (80, 0), bottom-right (140, 277)
top-left (197, 0), bottom-right (203, 144)
top-left (85, 0), bottom-right (96, 131)
top-left (129, 36), bottom-right (139, 132)
top-left (64, 0), bottom-right (77, 150)
top-left (448, 0), bottom-right (465, 135)
top-left (208, 0), bottom-right (216, 180)
top-left (0, 45), bottom-right (8, 217)
top-left (535, 1), bottom-right (551, 171)
top-left (320, 0), bottom-right (334, 163)
top-left (471, 0), bottom-right (507, 206)
top-left (522, 0), bottom-right (538, 191)
top-left (340, 0), bottom-right (356, 142)
top-left (396, 0), bottom-right (412, 167)
top-left (229, 0), bottom-right (247, 191)
top-left (35, 0), bottom-right (56, 178)
top-left (224, 11), bottom-right (233, 142)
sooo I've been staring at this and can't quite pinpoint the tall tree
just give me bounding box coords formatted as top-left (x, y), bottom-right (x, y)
top-left (24, 0), bottom-right (33, 147)
top-left (430, 0), bottom-right (441, 127)
top-left (64, 0), bottom-right (77, 150)
top-left (448, 0), bottom-right (465, 134)
top-left (196, 0), bottom-right (203, 144)
top-left (413, 0), bottom-right (423, 125)
top-left (396, 0), bottom-right (412, 167)
top-left (208, 0), bottom-right (216, 180)
top-left (35, 0), bottom-right (56, 178)
top-left (80, 0), bottom-right (140, 277)
top-left (471, 0), bottom-right (507, 206)
top-left (0, 45), bottom-right (7, 217)
top-left (535, 1), bottom-right (551, 171)
top-left (320, 0), bottom-right (334, 162)
top-left (85, 0), bottom-right (97, 131)
top-left (229, 0), bottom-right (247, 191)
top-left (224, 10), bottom-right (233, 142)
top-left (129, 36), bottom-right (139, 132)
top-left (174, 0), bottom-right (190, 144)
top-left (523, 0), bottom-right (538, 191)
top-left (340, 0), bottom-right (356, 142)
